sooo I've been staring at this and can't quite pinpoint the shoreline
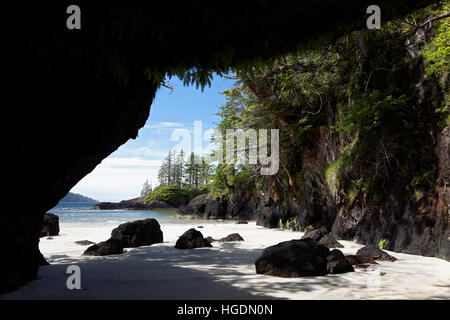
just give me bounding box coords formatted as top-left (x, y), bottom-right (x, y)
top-left (2, 221), bottom-right (450, 300)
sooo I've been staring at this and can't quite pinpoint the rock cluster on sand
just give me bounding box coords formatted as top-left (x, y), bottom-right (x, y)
top-left (175, 228), bottom-right (212, 249)
top-left (345, 245), bottom-right (397, 267)
top-left (40, 213), bottom-right (59, 237)
top-left (254, 238), bottom-right (393, 277)
top-left (356, 245), bottom-right (397, 262)
top-left (205, 233), bottom-right (245, 243)
top-left (83, 218), bottom-right (163, 256)
top-left (75, 240), bottom-right (95, 246)
top-left (218, 233), bottom-right (244, 242)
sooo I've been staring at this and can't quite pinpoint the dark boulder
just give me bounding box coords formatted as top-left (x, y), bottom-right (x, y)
top-left (40, 213), bottom-right (59, 237)
top-left (218, 233), bottom-right (244, 242)
top-left (326, 249), bottom-right (354, 274)
top-left (345, 255), bottom-right (377, 265)
top-left (301, 226), bottom-right (328, 242)
top-left (83, 239), bottom-right (124, 256)
top-left (205, 236), bottom-right (216, 243)
top-left (75, 240), bottom-right (95, 246)
top-left (255, 238), bottom-right (330, 277)
top-left (318, 234), bottom-right (344, 248)
top-left (356, 245), bottom-right (397, 262)
top-left (110, 218), bottom-right (163, 248)
top-left (175, 229), bottom-right (212, 249)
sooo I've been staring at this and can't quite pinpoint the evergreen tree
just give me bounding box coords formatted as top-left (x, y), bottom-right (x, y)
top-left (167, 150), bottom-right (173, 185)
top-left (140, 179), bottom-right (152, 197)
top-left (173, 149), bottom-right (185, 188)
top-left (157, 150), bottom-right (212, 189)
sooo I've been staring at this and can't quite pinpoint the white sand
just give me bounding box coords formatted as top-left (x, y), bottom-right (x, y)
top-left (1, 221), bottom-right (449, 300)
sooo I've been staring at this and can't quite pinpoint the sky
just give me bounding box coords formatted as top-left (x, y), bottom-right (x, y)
top-left (71, 75), bottom-right (236, 202)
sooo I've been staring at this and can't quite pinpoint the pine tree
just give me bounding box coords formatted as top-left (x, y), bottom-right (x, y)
top-left (157, 158), bottom-right (168, 186)
top-left (166, 150), bottom-right (173, 185)
top-left (173, 149), bottom-right (185, 188)
top-left (140, 179), bottom-right (152, 197)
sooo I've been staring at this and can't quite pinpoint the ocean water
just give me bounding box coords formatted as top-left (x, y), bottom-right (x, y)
top-left (48, 202), bottom-right (185, 227)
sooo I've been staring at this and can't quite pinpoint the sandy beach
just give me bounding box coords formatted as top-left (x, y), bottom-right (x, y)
top-left (2, 221), bottom-right (449, 300)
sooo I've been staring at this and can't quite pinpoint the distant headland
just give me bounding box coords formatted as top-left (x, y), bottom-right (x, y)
top-left (60, 192), bottom-right (99, 203)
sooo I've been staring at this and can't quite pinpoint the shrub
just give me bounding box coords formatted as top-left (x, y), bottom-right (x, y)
top-left (144, 185), bottom-right (192, 204)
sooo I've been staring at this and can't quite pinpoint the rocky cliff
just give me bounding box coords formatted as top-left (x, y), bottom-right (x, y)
top-left (92, 198), bottom-right (178, 210)
top-left (178, 17), bottom-right (450, 261)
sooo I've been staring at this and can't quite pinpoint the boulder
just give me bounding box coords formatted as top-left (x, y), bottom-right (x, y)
top-left (218, 233), bottom-right (244, 242)
top-left (345, 255), bottom-right (377, 265)
top-left (40, 213), bottom-right (59, 237)
top-left (318, 234), bottom-right (344, 248)
top-left (236, 220), bottom-right (248, 224)
top-left (205, 236), bottom-right (216, 243)
top-left (75, 240), bottom-right (95, 246)
top-left (110, 218), bottom-right (163, 248)
top-left (301, 226), bottom-right (328, 242)
top-left (83, 239), bottom-right (124, 256)
top-left (175, 229), bottom-right (213, 249)
top-left (356, 245), bottom-right (397, 262)
top-left (255, 238), bottom-right (330, 277)
top-left (326, 249), bottom-right (354, 274)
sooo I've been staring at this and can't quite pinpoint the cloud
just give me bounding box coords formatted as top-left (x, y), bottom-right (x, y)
top-left (158, 121), bottom-right (184, 127)
top-left (145, 121), bottom-right (184, 130)
top-left (113, 146), bottom-right (168, 158)
top-left (71, 158), bottom-right (161, 202)
top-left (101, 157), bottom-right (162, 168)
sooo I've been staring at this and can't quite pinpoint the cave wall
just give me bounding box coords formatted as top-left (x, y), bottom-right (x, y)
top-left (0, 54), bottom-right (157, 292)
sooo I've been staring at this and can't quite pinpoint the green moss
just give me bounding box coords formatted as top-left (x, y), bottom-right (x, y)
top-left (412, 170), bottom-right (436, 195)
top-left (283, 217), bottom-right (300, 231)
top-left (423, 4), bottom-right (450, 75)
top-left (379, 238), bottom-right (389, 249)
top-left (325, 139), bottom-right (357, 196)
top-left (414, 190), bottom-right (424, 200)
